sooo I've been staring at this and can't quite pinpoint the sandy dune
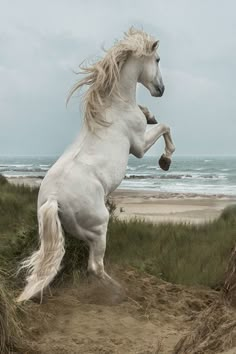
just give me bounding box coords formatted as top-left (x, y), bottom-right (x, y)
top-left (24, 267), bottom-right (221, 354)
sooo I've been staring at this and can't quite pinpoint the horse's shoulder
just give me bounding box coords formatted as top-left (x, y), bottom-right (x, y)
top-left (126, 106), bottom-right (146, 133)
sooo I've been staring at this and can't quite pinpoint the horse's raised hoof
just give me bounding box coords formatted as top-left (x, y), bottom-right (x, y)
top-left (146, 115), bottom-right (158, 124)
top-left (159, 154), bottom-right (171, 171)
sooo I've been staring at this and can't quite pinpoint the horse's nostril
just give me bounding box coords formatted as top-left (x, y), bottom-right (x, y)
top-left (159, 85), bottom-right (165, 96)
top-left (155, 85), bottom-right (165, 96)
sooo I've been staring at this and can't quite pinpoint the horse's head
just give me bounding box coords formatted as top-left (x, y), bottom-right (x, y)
top-left (67, 29), bottom-right (166, 130)
top-left (138, 41), bottom-right (165, 97)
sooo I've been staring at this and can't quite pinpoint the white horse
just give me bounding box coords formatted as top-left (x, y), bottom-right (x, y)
top-left (17, 28), bottom-right (175, 302)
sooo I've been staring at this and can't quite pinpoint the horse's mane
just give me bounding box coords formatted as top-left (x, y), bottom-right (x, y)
top-left (67, 27), bottom-right (157, 130)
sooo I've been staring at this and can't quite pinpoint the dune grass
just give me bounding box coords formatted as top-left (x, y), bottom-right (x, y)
top-left (0, 271), bottom-right (24, 354)
top-left (0, 175), bottom-right (235, 290)
top-left (0, 176), bottom-right (38, 272)
top-left (107, 209), bottom-right (236, 288)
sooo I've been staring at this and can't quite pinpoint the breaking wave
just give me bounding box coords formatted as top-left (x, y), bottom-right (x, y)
top-left (125, 174), bottom-right (227, 180)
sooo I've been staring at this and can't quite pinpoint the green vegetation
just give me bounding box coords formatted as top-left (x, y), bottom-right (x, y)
top-left (0, 175), bottom-right (235, 290)
top-left (0, 271), bottom-right (23, 353)
top-left (0, 176), bottom-right (38, 273)
top-left (107, 209), bottom-right (236, 288)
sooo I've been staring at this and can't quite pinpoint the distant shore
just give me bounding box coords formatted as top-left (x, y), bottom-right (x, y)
top-left (7, 176), bottom-right (43, 188)
top-left (112, 189), bottom-right (236, 224)
top-left (7, 176), bottom-right (236, 224)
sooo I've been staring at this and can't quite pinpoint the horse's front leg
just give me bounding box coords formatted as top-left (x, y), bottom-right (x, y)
top-left (144, 123), bottom-right (175, 171)
top-left (138, 104), bottom-right (158, 124)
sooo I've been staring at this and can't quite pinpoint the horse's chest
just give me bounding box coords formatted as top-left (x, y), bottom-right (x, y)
top-left (130, 115), bottom-right (146, 146)
top-left (128, 112), bottom-right (146, 135)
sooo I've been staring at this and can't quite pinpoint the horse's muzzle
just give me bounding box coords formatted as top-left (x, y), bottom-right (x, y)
top-left (156, 85), bottom-right (165, 97)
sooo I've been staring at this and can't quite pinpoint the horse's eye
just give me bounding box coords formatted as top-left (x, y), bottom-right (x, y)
top-left (156, 58), bottom-right (160, 63)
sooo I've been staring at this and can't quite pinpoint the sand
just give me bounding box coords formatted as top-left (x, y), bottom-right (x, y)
top-left (112, 189), bottom-right (236, 224)
top-left (23, 267), bottom-right (222, 354)
top-left (8, 177), bottom-right (236, 224)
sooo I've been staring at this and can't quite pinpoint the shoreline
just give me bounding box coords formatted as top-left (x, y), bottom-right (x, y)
top-left (7, 176), bottom-right (236, 224)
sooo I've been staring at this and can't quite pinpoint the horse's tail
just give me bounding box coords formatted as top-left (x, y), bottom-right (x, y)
top-left (17, 198), bottom-right (65, 302)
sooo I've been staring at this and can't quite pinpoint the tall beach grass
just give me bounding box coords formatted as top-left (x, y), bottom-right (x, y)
top-left (0, 175), bottom-right (235, 289)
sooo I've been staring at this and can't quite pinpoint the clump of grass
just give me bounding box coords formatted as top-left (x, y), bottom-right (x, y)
top-left (0, 175), bottom-right (8, 185)
top-left (0, 177), bottom-right (39, 276)
top-left (106, 198), bottom-right (117, 219)
top-left (223, 243), bottom-right (236, 307)
top-left (0, 177), bottom-right (38, 253)
top-left (174, 300), bottom-right (236, 354)
top-left (55, 235), bottom-right (89, 284)
top-left (221, 204), bottom-right (236, 223)
top-left (0, 271), bottom-right (24, 353)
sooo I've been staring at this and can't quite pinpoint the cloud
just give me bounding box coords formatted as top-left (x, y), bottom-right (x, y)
top-left (0, 0), bottom-right (236, 155)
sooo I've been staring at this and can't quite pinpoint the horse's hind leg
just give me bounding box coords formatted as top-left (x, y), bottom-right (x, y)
top-left (87, 223), bottom-right (121, 290)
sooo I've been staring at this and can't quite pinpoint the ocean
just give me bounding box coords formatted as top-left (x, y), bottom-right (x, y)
top-left (0, 155), bottom-right (236, 196)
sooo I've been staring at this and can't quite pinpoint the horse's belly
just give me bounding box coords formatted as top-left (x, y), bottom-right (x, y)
top-left (106, 166), bottom-right (126, 192)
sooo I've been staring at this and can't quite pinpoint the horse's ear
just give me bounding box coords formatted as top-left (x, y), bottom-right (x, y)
top-left (151, 40), bottom-right (159, 52)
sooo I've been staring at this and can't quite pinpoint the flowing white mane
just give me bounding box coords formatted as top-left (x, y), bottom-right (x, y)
top-left (67, 27), bottom-right (158, 130)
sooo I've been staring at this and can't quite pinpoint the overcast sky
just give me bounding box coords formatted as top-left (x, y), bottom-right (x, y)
top-left (1, 0), bottom-right (236, 156)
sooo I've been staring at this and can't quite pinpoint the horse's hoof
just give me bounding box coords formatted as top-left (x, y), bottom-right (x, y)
top-left (146, 115), bottom-right (158, 124)
top-left (159, 154), bottom-right (171, 171)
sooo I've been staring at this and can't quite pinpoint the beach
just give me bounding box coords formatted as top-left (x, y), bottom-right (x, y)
top-left (8, 177), bottom-right (236, 224)
top-left (112, 189), bottom-right (236, 224)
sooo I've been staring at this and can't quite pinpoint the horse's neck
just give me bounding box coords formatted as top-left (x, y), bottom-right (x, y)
top-left (106, 57), bottom-right (145, 137)
top-left (111, 57), bottom-right (141, 108)
top-left (72, 57), bottom-right (142, 151)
